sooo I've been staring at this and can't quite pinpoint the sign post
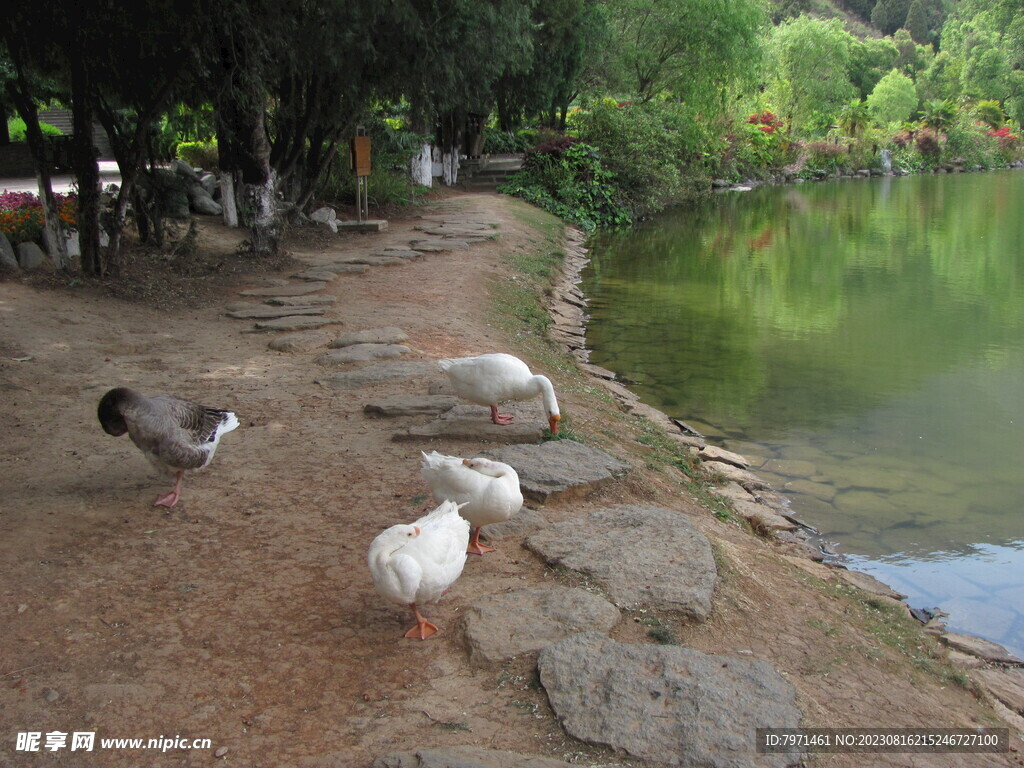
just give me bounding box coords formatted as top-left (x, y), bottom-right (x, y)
top-left (350, 131), bottom-right (371, 223)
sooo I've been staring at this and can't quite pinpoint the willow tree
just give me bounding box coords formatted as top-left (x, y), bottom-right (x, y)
top-left (608, 0), bottom-right (767, 108)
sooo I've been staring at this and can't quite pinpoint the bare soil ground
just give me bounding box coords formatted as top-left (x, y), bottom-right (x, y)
top-left (1, 192), bottom-right (1021, 768)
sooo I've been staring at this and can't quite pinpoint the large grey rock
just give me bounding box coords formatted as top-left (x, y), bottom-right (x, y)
top-left (538, 633), bottom-right (802, 768)
top-left (363, 396), bottom-right (459, 418)
top-left (268, 330), bottom-right (330, 353)
top-left (309, 206), bottom-right (337, 224)
top-left (329, 327), bottom-right (409, 348)
top-left (316, 361), bottom-right (434, 390)
top-left (373, 747), bottom-right (575, 768)
top-left (462, 586), bottom-right (619, 665)
top-left (482, 441), bottom-right (630, 503)
top-left (0, 233), bottom-right (19, 270)
top-left (228, 305), bottom-right (325, 319)
top-left (480, 507), bottom-right (548, 541)
top-left (17, 242), bottom-right (48, 270)
top-left (250, 316), bottom-right (339, 332)
top-left (187, 184), bottom-right (223, 215)
top-left (526, 505), bottom-right (717, 618)
top-left (240, 282), bottom-right (327, 297)
top-left (171, 158), bottom-right (200, 180)
top-left (315, 343), bottom-right (410, 365)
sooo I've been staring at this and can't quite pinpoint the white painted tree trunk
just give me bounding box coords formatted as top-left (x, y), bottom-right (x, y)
top-left (220, 172), bottom-right (239, 228)
top-left (249, 169), bottom-right (279, 257)
top-left (441, 150), bottom-right (459, 186)
top-left (409, 142), bottom-right (433, 187)
top-left (37, 172), bottom-right (68, 269)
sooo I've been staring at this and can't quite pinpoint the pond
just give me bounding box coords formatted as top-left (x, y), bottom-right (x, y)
top-left (581, 170), bottom-right (1024, 658)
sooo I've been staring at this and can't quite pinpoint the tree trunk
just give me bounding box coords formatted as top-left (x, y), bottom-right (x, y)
top-left (70, 60), bottom-right (103, 275)
top-left (409, 142), bottom-right (433, 187)
top-left (5, 79), bottom-right (68, 269)
top-left (249, 168), bottom-right (279, 258)
top-left (220, 172), bottom-right (239, 228)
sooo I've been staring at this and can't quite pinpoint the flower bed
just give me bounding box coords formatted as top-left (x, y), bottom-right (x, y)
top-left (0, 191), bottom-right (78, 245)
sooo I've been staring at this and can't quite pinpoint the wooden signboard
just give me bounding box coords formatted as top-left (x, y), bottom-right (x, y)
top-left (351, 135), bottom-right (372, 177)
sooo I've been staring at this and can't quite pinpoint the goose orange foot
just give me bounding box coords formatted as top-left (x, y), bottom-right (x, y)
top-left (405, 604), bottom-right (438, 640)
top-left (467, 528), bottom-right (496, 555)
top-left (489, 405), bottom-right (514, 425)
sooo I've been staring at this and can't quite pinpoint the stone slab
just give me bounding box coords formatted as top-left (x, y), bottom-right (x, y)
top-left (732, 500), bottom-right (798, 531)
top-left (334, 255), bottom-right (408, 267)
top-left (363, 396), bottom-right (459, 418)
top-left (703, 460), bottom-right (772, 491)
top-left (249, 316), bottom-right (340, 332)
top-left (316, 361), bottom-right (435, 390)
top-left (268, 330), bottom-right (330, 353)
top-left (526, 505), bottom-right (717, 619)
top-left (941, 632), bottom-right (1023, 664)
top-left (481, 507), bottom-right (548, 541)
top-left (973, 668), bottom-right (1024, 715)
top-left (482, 440), bottom-right (629, 503)
top-left (315, 344), bottom-right (410, 365)
top-left (310, 262), bottom-right (369, 274)
top-left (699, 445), bottom-right (750, 469)
top-left (538, 633), bottom-right (802, 768)
top-left (293, 269), bottom-right (337, 282)
top-left (265, 295), bottom-right (337, 306)
top-left (393, 419), bottom-right (543, 444)
top-left (462, 586), bottom-right (620, 665)
top-left (834, 568), bottom-right (907, 600)
top-left (240, 282), bottom-right (327, 297)
top-left (329, 327), bottom-right (409, 348)
top-left (228, 305), bottom-right (325, 319)
top-left (373, 747), bottom-right (575, 768)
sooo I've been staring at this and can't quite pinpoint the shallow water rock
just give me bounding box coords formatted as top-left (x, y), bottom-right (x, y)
top-left (538, 633), bottom-right (802, 767)
top-left (462, 586), bottom-right (620, 664)
top-left (526, 505), bottom-right (716, 618)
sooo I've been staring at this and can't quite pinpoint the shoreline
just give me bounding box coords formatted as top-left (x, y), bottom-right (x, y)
top-left (545, 219), bottom-right (1024, 725)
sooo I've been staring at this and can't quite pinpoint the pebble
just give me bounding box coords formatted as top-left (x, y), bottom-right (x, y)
top-left (43, 688), bottom-right (59, 703)
top-left (215, 746), bottom-right (228, 757)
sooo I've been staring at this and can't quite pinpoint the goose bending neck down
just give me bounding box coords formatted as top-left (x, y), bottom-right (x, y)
top-left (438, 353), bottom-right (561, 434)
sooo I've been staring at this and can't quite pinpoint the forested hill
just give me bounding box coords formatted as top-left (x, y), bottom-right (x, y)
top-left (769, 0), bottom-right (954, 44)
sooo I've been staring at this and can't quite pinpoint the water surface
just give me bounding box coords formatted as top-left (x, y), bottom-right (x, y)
top-left (582, 171), bottom-right (1024, 657)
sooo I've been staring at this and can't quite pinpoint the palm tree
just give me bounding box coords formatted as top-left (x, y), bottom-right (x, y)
top-left (838, 99), bottom-right (873, 138)
top-left (919, 99), bottom-right (957, 132)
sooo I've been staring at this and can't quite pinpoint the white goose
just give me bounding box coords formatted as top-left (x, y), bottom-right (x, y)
top-left (439, 353), bottom-right (561, 434)
top-left (421, 451), bottom-right (524, 555)
top-left (97, 387), bottom-right (239, 508)
top-left (367, 500), bottom-right (470, 640)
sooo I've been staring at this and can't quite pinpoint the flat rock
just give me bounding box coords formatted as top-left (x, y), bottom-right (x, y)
top-left (462, 586), bottom-right (620, 665)
top-left (834, 568), bottom-right (907, 599)
top-left (310, 262), bottom-right (369, 274)
top-left (710, 481), bottom-right (756, 505)
top-left (268, 330), bottom-right (330, 353)
top-left (372, 747), bottom-right (575, 768)
top-left (732, 500), bottom-right (797, 531)
top-left (409, 238), bottom-right (469, 252)
top-left (316, 361), bottom-right (434, 390)
top-left (240, 282), bottom-right (327, 297)
top-left (703, 460), bottom-right (772, 491)
top-left (973, 668), bottom-right (1024, 715)
top-left (941, 632), bottom-right (1023, 664)
top-left (482, 441), bottom-right (629, 503)
top-left (265, 295), bottom-right (337, 306)
top-left (393, 419), bottom-right (542, 444)
top-left (334, 255), bottom-right (407, 266)
top-left (315, 344), bottom-right (410, 365)
top-left (538, 633), bottom-right (802, 767)
top-left (293, 269), bottom-right (337, 282)
top-left (250, 316), bottom-right (340, 332)
top-left (699, 445), bottom-right (750, 468)
top-left (329, 327), bottom-right (409, 348)
top-left (228, 305), bottom-right (325, 319)
top-left (363, 396), bottom-right (459, 418)
top-left (377, 249), bottom-right (423, 260)
top-left (481, 507), bottom-right (548, 541)
top-left (763, 458), bottom-right (817, 478)
top-left (526, 505), bottom-right (717, 618)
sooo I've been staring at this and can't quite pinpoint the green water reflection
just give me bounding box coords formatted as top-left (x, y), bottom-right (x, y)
top-left (582, 171), bottom-right (1024, 655)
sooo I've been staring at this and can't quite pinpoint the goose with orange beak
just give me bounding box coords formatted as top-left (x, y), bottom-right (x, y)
top-left (438, 353), bottom-right (561, 434)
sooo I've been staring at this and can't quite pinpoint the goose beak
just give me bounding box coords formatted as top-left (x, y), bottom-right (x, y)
top-left (462, 458), bottom-right (471, 465)
top-left (413, 526), bottom-right (421, 536)
top-left (549, 414), bottom-right (561, 435)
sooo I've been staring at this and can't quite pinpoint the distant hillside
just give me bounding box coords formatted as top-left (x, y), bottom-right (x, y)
top-left (768, 0), bottom-right (956, 45)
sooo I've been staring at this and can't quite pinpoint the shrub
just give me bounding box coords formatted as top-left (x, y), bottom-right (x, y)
top-left (0, 190), bottom-right (78, 244)
top-left (915, 128), bottom-right (942, 158)
top-left (499, 140), bottom-right (629, 230)
top-left (6, 118), bottom-right (63, 142)
top-left (482, 129), bottom-right (532, 154)
top-left (800, 141), bottom-right (849, 175)
top-left (176, 140), bottom-right (219, 171)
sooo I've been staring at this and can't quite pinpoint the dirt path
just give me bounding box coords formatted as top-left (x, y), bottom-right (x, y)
top-left (1, 193), bottom-right (1021, 768)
